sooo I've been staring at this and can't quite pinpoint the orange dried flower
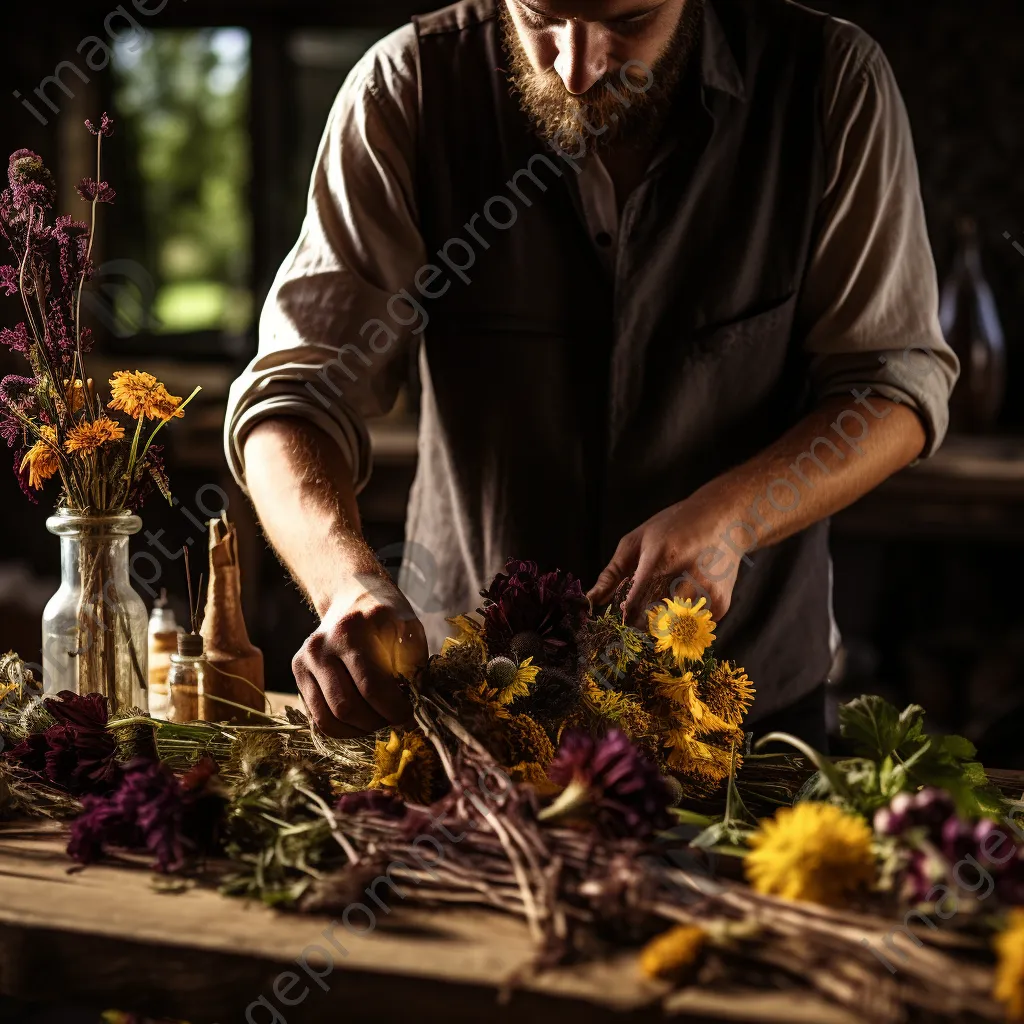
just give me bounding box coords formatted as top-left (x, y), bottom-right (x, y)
top-left (107, 370), bottom-right (184, 421)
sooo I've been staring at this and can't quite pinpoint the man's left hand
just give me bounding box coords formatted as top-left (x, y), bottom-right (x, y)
top-left (588, 490), bottom-right (741, 628)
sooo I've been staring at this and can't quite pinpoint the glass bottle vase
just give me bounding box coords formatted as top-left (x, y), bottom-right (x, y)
top-left (42, 511), bottom-right (149, 713)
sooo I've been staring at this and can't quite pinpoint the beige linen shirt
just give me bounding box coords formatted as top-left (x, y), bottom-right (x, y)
top-left (225, 16), bottom-right (958, 492)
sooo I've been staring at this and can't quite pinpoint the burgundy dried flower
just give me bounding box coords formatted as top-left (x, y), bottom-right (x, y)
top-left (76, 178), bottom-right (115, 205)
top-left (546, 729), bottom-right (673, 839)
top-left (0, 265), bottom-right (18, 297)
top-left (0, 373), bottom-right (35, 407)
top-left (68, 756), bottom-right (224, 873)
top-left (5, 690), bottom-right (119, 795)
top-left (85, 113), bottom-right (114, 137)
top-left (337, 789), bottom-right (407, 819)
top-left (479, 558), bottom-right (590, 664)
top-left (11, 448), bottom-right (37, 502)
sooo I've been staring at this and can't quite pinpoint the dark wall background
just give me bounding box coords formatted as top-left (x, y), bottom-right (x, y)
top-left (815, 0), bottom-right (1024, 430)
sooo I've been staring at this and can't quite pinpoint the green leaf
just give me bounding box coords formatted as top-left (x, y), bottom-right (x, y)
top-left (839, 695), bottom-right (925, 760)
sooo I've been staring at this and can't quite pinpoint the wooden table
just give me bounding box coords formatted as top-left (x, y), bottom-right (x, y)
top-left (0, 820), bottom-right (859, 1024)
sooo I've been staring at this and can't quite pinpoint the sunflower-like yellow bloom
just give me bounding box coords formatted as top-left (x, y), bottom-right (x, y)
top-left (745, 802), bottom-right (877, 908)
top-left (370, 729), bottom-right (435, 804)
top-left (492, 656), bottom-right (541, 706)
top-left (648, 597), bottom-right (717, 665)
top-left (704, 660), bottom-right (755, 728)
top-left (64, 417), bottom-right (125, 454)
top-left (995, 910), bottom-right (1024, 1021)
top-left (639, 924), bottom-right (707, 981)
top-left (107, 370), bottom-right (185, 421)
top-left (20, 426), bottom-right (60, 489)
top-left (652, 668), bottom-right (697, 705)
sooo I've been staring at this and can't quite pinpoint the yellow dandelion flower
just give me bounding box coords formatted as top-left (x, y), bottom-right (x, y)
top-left (995, 909), bottom-right (1024, 1021)
top-left (704, 661), bottom-right (755, 728)
top-left (20, 426), bottom-right (60, 489)
top-left (107, 370), bottom-right (185, 421)
top-left (64, 417), bottom-right (125, 455)
top-left (639, 924), bottom-right (707, 981)
top-left (369, 729), bottom-right (435, 804)
top-left (648, 597), bottom-right (716, 665)
top-left (745, 802), bottom-right (877, 908)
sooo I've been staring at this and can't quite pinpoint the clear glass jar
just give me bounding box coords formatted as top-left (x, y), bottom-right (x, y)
top-left (167, 633), bottom-right (206, 723)
top-left (42, 511), bottom-right (149, 714)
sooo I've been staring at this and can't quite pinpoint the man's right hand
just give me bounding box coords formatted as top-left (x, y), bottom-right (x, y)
top-left (293, 579), bottom-right (428, 738)
top-left (242, 417), bottom-right (429, 739)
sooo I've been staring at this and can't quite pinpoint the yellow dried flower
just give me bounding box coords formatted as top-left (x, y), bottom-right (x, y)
top-left (107, 370), bottom-right (185, 421)
top-left (440, 613), bottom-right (487, 659)
top-left (995, 909), bottom-right (1024, 1021)
top-left (648, 597), bottom-right (716, 665)
top-left (64, 417), bottom-right (125, 454)
top-left (20, 426), bottom-right (60, 489)
top-left (370, 729), bottom-right (435, 804)
top-left (703, 660), bottom-right (755, 728)
top-left (639, 924), bottom-right (707, 981)
top-left (491, 656), bottom-right (541, 706)
top-left (745, 802), bottom-right (877, 908)
top-left (665, 730), bottom-right (735, 788)
top-left (655, 670), bottom-right (740, 739)
top-left (504, 713), bottom-right (555, 766)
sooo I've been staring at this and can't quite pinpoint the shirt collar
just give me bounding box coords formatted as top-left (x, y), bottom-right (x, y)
top-left (700, 0), bottom-right (747, 102)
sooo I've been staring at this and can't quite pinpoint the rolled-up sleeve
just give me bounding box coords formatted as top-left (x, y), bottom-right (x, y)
top-left (798, 21), bottom-right (959, 457)
top-left (225, 24), bottom-right (426, 493)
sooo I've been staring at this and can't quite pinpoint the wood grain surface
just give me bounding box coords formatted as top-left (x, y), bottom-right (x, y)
top-left (0, 820), bottom-right (860, 1024)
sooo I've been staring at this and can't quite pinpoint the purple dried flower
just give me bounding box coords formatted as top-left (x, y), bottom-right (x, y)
top-left (76, 178), bottom-right (115, 205)
top-left (546, 729), bottom-right (673, 839)
top-left (0, 323), bottom-right (31, 356)
top-left (68, 756), bottom-right (224, 873)
top-left (0, 265), bottom-right (18, 297)
top-left (7, 150), bottom-right (56, 212)
top-left (85, 113), bottom-right (114, 137)
top-left (52, 215), bottom-right (91, 289)
top-left (479, 558), bottom-right (590, 664)
top-left (5, 690), bottom-right (119, 795)
top-left (0, 374), bottom-right (35, 407)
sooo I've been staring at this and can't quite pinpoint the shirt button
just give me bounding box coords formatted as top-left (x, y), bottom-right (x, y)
top-left (595, 231), bottom-right (613, 248)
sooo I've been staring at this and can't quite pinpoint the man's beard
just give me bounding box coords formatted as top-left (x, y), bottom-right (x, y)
top-left (500, 0), bottom-right (705, 150)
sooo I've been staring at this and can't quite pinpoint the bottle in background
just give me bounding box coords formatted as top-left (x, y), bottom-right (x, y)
top-left (167, 632), bottom-right (205, 724)
top-left (939, 217), bottom-right (1007, 433)
top-left (147, 589), bottom-right (181, 720)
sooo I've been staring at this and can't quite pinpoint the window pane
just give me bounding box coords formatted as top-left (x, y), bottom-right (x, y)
top-left (112, 29), bottom-right (253, 338)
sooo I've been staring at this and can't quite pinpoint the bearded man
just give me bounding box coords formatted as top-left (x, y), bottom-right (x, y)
top-left (226, 0), bottom-right (957, 746)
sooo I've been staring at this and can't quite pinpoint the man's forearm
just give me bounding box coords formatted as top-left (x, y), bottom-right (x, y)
top-left (243, 417), bottom-right (384, 618)
top-left (694, 394), bottom-right (926, 551)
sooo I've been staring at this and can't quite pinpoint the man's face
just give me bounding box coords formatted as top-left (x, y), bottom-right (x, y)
top-left (502, 0), bottom-right (701, 145)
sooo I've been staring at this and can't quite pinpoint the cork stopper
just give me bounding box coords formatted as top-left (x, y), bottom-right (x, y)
top-left (177, 632), bottom-right (204, 657)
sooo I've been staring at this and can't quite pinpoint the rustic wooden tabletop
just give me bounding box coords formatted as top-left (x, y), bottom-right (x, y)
top-left (0, 820), bottom-right (860, 1024)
